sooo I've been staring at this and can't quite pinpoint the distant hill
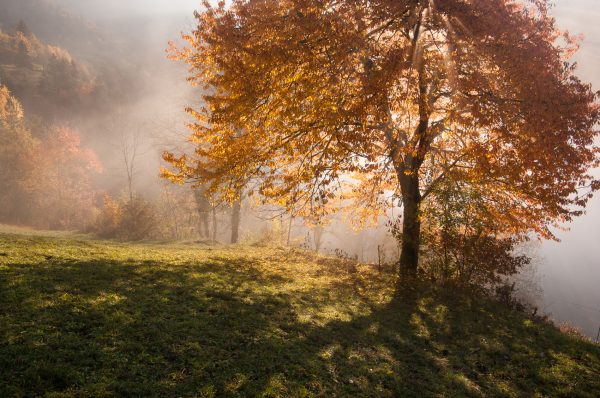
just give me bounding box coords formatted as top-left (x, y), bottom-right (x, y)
top-left (0, 0), bottom-right (190, 122)
top-left (0, 0), bottom-right (119, 63)
top-left (0, 26), bottom-right (137, 121)
top-left (0, 0), bottom-right (194, 69)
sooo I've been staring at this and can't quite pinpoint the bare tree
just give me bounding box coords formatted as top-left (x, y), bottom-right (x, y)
top-left (107, 112), bottom-right (149, 202)
top-left (313, 224), bottom-right (325, 253)
top-left (120, 127), bottom-right (141, 202)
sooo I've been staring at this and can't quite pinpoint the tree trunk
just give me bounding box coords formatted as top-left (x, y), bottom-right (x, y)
top-left (201, 212), bottom-right (210, 239)
top-left (399, 173), bottom-right (421, 280)
top-left (230, 198), bottom-right (241, 244)
top-left (194, 189), bottom-right (211, 239)
top-left (287, 215), bottom-right (293, 246)
top-left (212, 207), bottom-right (217, 242)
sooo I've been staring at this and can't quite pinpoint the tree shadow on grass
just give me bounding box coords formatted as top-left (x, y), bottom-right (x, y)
top-left (1, 256), bottom-right (599, 397)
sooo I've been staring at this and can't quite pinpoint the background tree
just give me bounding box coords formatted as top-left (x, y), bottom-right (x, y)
top-left (24, 126), bottom-right (102, 230)
top-left (230, 194), bottom-right (242, 244)
top-left (120, 126), bottom-right (141, 203)
top-left (164, 0), bottom-right (599, 283)
top-left (16, 40), bottom-right (32, 67)
top-left (194, 186), bottom-right (217, 240)
top-left (0, 84), bottom-right (35, 224)
top-left (15, 20), bottom-right (32, 38)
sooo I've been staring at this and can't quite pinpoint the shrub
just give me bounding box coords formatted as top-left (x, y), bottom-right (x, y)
top-left (390, 179), bottom-right (531, 289)
top-left (94, 194), bottom-right (156, 241)
top-left (94, 194), bottom-right (120, 238)
top-left (117, 197), bottom-right (157, 241)
top-left (557, 322), bottom-right (589, 340)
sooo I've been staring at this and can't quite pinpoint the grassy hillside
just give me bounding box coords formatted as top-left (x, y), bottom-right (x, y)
top-left (0, 230), bottom-right (599, 397)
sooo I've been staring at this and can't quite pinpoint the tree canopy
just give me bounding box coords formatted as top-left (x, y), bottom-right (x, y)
top-left (164, 0), bottom-right (599, 278)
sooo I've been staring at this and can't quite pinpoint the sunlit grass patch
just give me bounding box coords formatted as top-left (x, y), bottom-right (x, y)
top-left (0, 231), bottom-right (599, 397)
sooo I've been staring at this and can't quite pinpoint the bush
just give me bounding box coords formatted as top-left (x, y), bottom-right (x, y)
top-left (94, 194), bottom-right (156, 241)
top-left (557, 322), bottom-right (589, 340)
top-left (389, 179), bottom-right (531, 289)
top-left (95, 194), bottom-right (120, 238)
top-left (154, 185), bottom-right (202, 241)
top-left (117, 197), bottom-right (156, 241)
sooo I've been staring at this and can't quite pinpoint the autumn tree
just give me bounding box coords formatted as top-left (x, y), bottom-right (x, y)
top-left (194, 186), bottom-right (220, 240)
top-left (164, 0), bottom-right (599, 283)
top-left (0, 84), bottom-right (35, 224)
top-left (15, 20), bottom-right (32, 38)
top-left (24, 126), bottom-right (102, 230)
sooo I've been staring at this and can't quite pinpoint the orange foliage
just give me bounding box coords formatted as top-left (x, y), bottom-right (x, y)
top-left (95, 193), bottom-right (121, 238)
top-left (24, 126), bottom-right (102, 230)
top-left (164, 0), bottom-right (599, 275)
top-left (0, 85), bottom-right (36, 223)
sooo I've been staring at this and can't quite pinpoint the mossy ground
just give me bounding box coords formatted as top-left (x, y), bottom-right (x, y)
top-left (0, 229), bottom-right (599, 397)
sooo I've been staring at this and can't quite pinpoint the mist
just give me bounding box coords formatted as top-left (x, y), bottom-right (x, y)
top-left (1, 0), bottom-right (599, 338)
top-left (540, 0), bottom-right (600, 339)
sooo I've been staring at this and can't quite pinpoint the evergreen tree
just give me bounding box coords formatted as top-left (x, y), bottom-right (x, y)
top-left (15, 20), bottom-right (32, 37)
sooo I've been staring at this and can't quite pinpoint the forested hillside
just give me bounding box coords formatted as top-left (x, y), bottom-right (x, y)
top-left (0, 25), bottom-right (107, 119)
top-left (0, 0), bottom-right (118, 62)
top-left (0, 0), bottom-right (194, 238)
top-left (0, 85), bottom-right (101, 229)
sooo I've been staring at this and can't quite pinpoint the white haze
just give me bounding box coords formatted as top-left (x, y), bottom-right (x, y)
top-left (541, 0), bottom-right (600, 339)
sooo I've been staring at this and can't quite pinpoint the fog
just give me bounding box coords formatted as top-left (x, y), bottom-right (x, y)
top-left (58, 0), bottom-right (201, 19)
top-left (532, 0), bottom-right (600, 339)
top-left (1, 0), bottom-right (599, 337)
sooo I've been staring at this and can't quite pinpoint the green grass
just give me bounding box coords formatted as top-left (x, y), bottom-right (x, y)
top-left (0, 230), bottom-right (599, 397)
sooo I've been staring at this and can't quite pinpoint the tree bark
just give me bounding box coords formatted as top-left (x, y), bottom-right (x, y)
top-left (399, 173), bottom-right (422, 279)
top-left (201, 212), bottom-right (210, 239)
top-left (212, 206), bottom-right (217, 242)
top-left (287, 215), bottom-right (293, 246)
top-left (388, 17), bottom-right (429, 287)
top-left (230, 198), bottom-right (241, 244)
top-left (194, 189), bottom-right (211, 239)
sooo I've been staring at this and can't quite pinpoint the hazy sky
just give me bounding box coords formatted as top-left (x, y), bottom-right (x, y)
top-left (542, 0), bottom-right (600, 338)
top-left (59, 0), bottom-right (201, 18)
